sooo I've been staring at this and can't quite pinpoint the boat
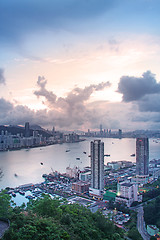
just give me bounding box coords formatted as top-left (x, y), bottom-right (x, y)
top-left (19, 191), bottom-right (25, 195)
top-left (12, 192), bottom-right (16, 197)
top-left (76, 158), bottom-right (80, 160)
top-left (130, 154), bottom-right (135, 157)
top-left (25, 195), bottom-right (35, 199)
top-left (83, 151), bottom-right (87, 154)
top-left (104, 154), bottom-right (110, 157)
top-left (66, 150), bottom-right (70, 152)
top-left (14, 173), bottom-right (18, 177)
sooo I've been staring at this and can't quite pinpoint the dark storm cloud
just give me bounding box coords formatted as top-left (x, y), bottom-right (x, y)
top-left (0, 93), bottom-right (160, 130)
top-left (132, 113), bottom-right (160, 123)
top-left (0, 98), bottom-right (13, 113)
top-left (117, 71), bottom-right (160, 102)
top-left (138, 94), bottom-right (160, 112)
top-left (0, 69), bottom-right (5, 84)
top-left (0, 0), bottom-right (115, 45)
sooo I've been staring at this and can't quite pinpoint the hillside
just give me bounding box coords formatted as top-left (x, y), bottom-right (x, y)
top-left (0, 192), bottom-right (124, 240)
top-left (0, 125), bottom-right (52, 138)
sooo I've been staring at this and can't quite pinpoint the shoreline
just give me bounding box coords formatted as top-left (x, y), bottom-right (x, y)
top-left (0, 138), bottom-right (86, 153)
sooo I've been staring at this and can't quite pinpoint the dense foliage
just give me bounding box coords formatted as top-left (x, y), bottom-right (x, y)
top-left (2, 194), bottom-right (124, 240)
top-left (144, 195), bottom-right (160, 227)
top-left (142, 178), bottom-right (160, 202)
top-left (0, 190), bottom-right (12, 218)
top-left (127, 227), bottom-right (143, 240)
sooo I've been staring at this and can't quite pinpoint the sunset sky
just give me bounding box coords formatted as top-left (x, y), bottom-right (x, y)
top-left (0, 0), bottom-right (160, 131)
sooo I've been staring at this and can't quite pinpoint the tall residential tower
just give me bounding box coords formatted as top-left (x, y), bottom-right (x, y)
top-left (136, 137), bottom-right (149, 176)
top-left (89, 140), bottom-right (104, 198)
top-left (25, 122), bottom-right (30, 138)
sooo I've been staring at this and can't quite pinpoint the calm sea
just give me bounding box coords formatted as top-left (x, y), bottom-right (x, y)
top-left (0, 138), bottom-right (160, 189)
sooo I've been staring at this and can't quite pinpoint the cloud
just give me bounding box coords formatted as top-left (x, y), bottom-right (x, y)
top-left (33, 76), bottom-right (111, 128)
top-left (34, 76), bottom-right (57, 107)
top-left (117, 70), bottom-right (160, 115)
top-left (0, 76), bottom-right (112, 129)
top-left (117, 71), bottom-right (160, 102)
top-left (138, 94), bottom-right (160, 112)
top-left (0, 0), bottom-right (115, 46)
top-left (0, 68), bottom-right (5, 84)
top-left (1, 72), bottom-right (160, 130)
top-left (0, 97), bottom-right (133, 130)
top-left (34, 75), bottom-right (111, 107)
top-left (0, 98), bottom-right (13, 113)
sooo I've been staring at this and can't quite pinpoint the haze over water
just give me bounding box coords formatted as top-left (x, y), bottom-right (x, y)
top-left (0, 138), bottom-right (160, 189)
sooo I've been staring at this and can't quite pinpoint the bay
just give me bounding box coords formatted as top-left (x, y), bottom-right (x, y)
top-left (0, 138), bottom-right (160, 189)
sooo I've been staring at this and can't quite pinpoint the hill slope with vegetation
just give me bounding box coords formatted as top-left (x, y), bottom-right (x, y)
top-left (0, 191), bottom-right (124, 240)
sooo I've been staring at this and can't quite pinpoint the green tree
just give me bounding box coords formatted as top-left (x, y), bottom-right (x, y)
top-left (128, 227), bottom-right (143, 240)
top-left (0, 190), bottom-right (11, 218)
top-left (29, 194), bottom-right (62, 219)
top-left (2, 195), bottom-right (125, 240)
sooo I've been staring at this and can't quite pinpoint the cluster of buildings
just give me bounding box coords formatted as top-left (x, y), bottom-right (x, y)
top-left (0, 122), bottom-right (44, 151)
top-left (85, 125), bottom-right (122, 139)
top-left (84, 125), bottom-right (160, 139)
top-left (71, 137), bottom-right (155, 207)
top-left (0, 122), bottom-right (82, 151)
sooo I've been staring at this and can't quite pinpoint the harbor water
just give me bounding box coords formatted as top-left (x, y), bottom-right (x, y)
top-left (0, 138), bottom-right (160, 190)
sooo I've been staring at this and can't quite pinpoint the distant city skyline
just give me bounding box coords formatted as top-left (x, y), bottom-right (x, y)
top-left (1, 1), bottom-right (160, 130)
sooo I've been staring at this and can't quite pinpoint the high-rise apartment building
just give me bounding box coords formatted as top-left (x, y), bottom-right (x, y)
top-left (100, 124), bottom-right (103, 135)
top-left (25, 122), bottom-right (30, 137)
top-left (89, 140), bottom-right (104, 198)
top-left (136, 137), bottom-right (149, 176)
top-left (118, 129), bottom-right (122, 139)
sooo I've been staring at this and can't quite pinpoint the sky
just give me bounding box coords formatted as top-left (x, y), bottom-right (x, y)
top-left (0, 0), bottom-right (160, 131)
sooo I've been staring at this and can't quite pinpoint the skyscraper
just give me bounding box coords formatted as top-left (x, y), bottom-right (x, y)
top-left (118, 129), bottom-right (122, 139)
top-left (136, 137), bottom-right (149, 176)
top-left (89, 140), bottom-right (104, 197)
top-left (25, 122), bottom-right (30, 137)
top-left (100, 124), bottom-right (103, 136)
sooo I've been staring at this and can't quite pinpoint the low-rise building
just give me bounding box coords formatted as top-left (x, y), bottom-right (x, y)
top-left (72, 181), bottom-right (90, 194)
top-left (147, 225), bottom-right (159, 236)
top-left (79, 171), bottom-right (91, 182)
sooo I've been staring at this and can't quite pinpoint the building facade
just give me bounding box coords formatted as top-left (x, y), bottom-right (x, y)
top-left (89, 140), bottom-right (104, 197)
top-left (116, 181), bottom-right (141, 207)
top-left (72, 181), bottom-right (90, 194)
top-left (136, 137), bottom-right (149, 176)
top-left (25, 122), bottom-right (30, 137)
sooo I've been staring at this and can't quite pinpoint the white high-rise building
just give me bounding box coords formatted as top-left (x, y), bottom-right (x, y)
top-left (89, 140), bottom-right (104, 198)
top-left (116, 181), bottom-right (141, 207)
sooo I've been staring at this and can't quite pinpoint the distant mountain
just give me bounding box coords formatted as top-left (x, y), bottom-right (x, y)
top-left (30, 124), bottom-right (45, 131)
top-left (0, 125), bottom-right (25, 135)
top-left (0, 125), bottom-right (52, 138)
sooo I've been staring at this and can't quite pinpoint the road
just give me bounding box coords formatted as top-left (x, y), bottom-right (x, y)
top-left (136, 206), bottom-right (150, 240)
top-left (0, 220), bottom-right (9, 239)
